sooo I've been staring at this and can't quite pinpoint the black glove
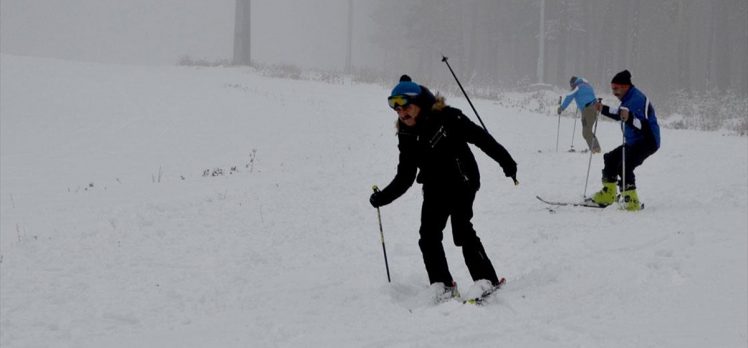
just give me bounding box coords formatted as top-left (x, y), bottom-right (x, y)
top-left (502, 162), bottom-right (517, 179)
top-left (502, 163), bottom-right (518, 184)
top-left (370, 191), bottom-right (385, 208)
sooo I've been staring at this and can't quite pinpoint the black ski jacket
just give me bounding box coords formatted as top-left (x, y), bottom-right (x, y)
top-left (376, 102), bottom-right (516, 206)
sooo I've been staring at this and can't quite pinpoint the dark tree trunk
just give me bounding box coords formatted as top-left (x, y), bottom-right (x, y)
top-left (233, 0), bottom-right (251, 66)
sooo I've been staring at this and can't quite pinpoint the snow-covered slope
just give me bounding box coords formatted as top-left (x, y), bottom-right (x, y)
top-left (1, 55), bottom-right (746, 347)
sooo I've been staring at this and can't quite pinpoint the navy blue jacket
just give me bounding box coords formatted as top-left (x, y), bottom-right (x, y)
top-left (601, 86), bottom-right (661, 150)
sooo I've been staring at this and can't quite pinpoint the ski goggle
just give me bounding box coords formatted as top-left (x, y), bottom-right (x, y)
top-left (387, 95), bottom-right (412, 110)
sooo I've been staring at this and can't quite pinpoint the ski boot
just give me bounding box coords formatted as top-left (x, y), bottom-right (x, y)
top-left (590, 181), bottom-right (617, 206)
top-left (620, 187), bottom-right (642, 211)
top-left (432, 281), bottom-right (460, 303)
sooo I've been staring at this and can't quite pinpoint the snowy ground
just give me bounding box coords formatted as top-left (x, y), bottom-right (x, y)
top-left (1, 55), bottom-right (746, 347)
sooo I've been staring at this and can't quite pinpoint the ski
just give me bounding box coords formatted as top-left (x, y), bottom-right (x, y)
top-left (535, 195), bottom-right (606, 208)
top-left (536, 195), bottom-right (645, 210)
top-left (463, 278), bottom-right (506, 305)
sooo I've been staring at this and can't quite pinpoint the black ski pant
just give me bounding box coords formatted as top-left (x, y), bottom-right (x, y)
top-left (602, 142), bottom-right (657, 189)
top-left (418, 185), bottom-right (499, 286)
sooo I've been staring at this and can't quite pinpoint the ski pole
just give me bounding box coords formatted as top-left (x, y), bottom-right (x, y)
top-left (442, 56), bottom-right (518, 186)
top-left (441, 56), bottom-right (488, 132)
top-left (570, 107), bottom-right (578, 152)
top-left (620, 107), bottom-right (629, 205)
top-left (556, 96), bottom-right (562, 152)
top-left (372, 185), bottom-right (391, 283)
top-left (583, 98), bottom-right (602, 198)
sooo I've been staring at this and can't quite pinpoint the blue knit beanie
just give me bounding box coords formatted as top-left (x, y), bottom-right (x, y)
top-left (389, 74), bottom-right (436, 109)
top-left (390, 75), bottom-right (421, 97)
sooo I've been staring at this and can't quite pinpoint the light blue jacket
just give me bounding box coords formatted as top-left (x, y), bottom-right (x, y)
top-left (560, 78), bottom-right (597, 112)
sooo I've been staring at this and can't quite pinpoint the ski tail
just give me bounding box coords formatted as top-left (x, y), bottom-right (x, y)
top-left (536, 195), bottom-right (606, 208)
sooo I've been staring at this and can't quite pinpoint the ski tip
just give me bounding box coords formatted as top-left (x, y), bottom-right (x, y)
top-left (463, 279), bottom-right (505, 305)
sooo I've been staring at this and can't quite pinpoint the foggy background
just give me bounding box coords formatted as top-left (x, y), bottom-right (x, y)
top-left (0, 0), bottom-right (382, 71)
top-left (2, 0), bottom-right (747, 104)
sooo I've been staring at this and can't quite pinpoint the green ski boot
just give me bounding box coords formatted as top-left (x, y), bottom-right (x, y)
top-left (591, 181), bottom-right (617, 206)
top-left (621, 188), bottom-right (642, 211)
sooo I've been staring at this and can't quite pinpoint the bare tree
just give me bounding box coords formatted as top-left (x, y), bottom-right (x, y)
top-left (345, 0), bottom-right (353, 73)
top-left (537, 0), bottom-right (546, 84)
top-left (233, 0), bottom-right (251, 66)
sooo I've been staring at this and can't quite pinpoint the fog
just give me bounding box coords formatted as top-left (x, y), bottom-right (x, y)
top-left (0, 0), bottom-right (234, 65)
top-left (0, 0), bottom-right (379, 70)
top-left (2, 0), bottom-right (747, 98)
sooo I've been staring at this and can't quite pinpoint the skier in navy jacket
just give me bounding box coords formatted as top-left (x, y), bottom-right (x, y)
top-left (591, 70), bottom-right (660, 210)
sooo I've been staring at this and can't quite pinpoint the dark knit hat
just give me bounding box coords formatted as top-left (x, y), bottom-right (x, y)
top-left (611, 70), bottom-right (632, 85)
top-left (569, 76), bottom-right (578, 86)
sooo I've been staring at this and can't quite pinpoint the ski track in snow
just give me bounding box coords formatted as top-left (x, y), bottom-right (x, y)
top-left (1, 55), bottom-right (746, 347)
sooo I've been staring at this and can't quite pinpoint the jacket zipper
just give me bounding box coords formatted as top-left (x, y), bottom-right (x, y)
top-left (455, 158), bottom-right (470, 183)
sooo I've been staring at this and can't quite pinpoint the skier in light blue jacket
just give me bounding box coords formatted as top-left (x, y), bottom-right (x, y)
top-left (558, 76), bottom-right (601, 153)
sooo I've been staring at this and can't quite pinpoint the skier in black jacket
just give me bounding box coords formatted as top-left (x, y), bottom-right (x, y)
top-left (370, 75), bottom-right (517, 300)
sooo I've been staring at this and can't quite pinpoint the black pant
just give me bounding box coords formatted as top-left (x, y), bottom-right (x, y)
top-left (418, 185), bottom-right (499, 285)
top-left (602, 143), bottom-right (657, 189)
